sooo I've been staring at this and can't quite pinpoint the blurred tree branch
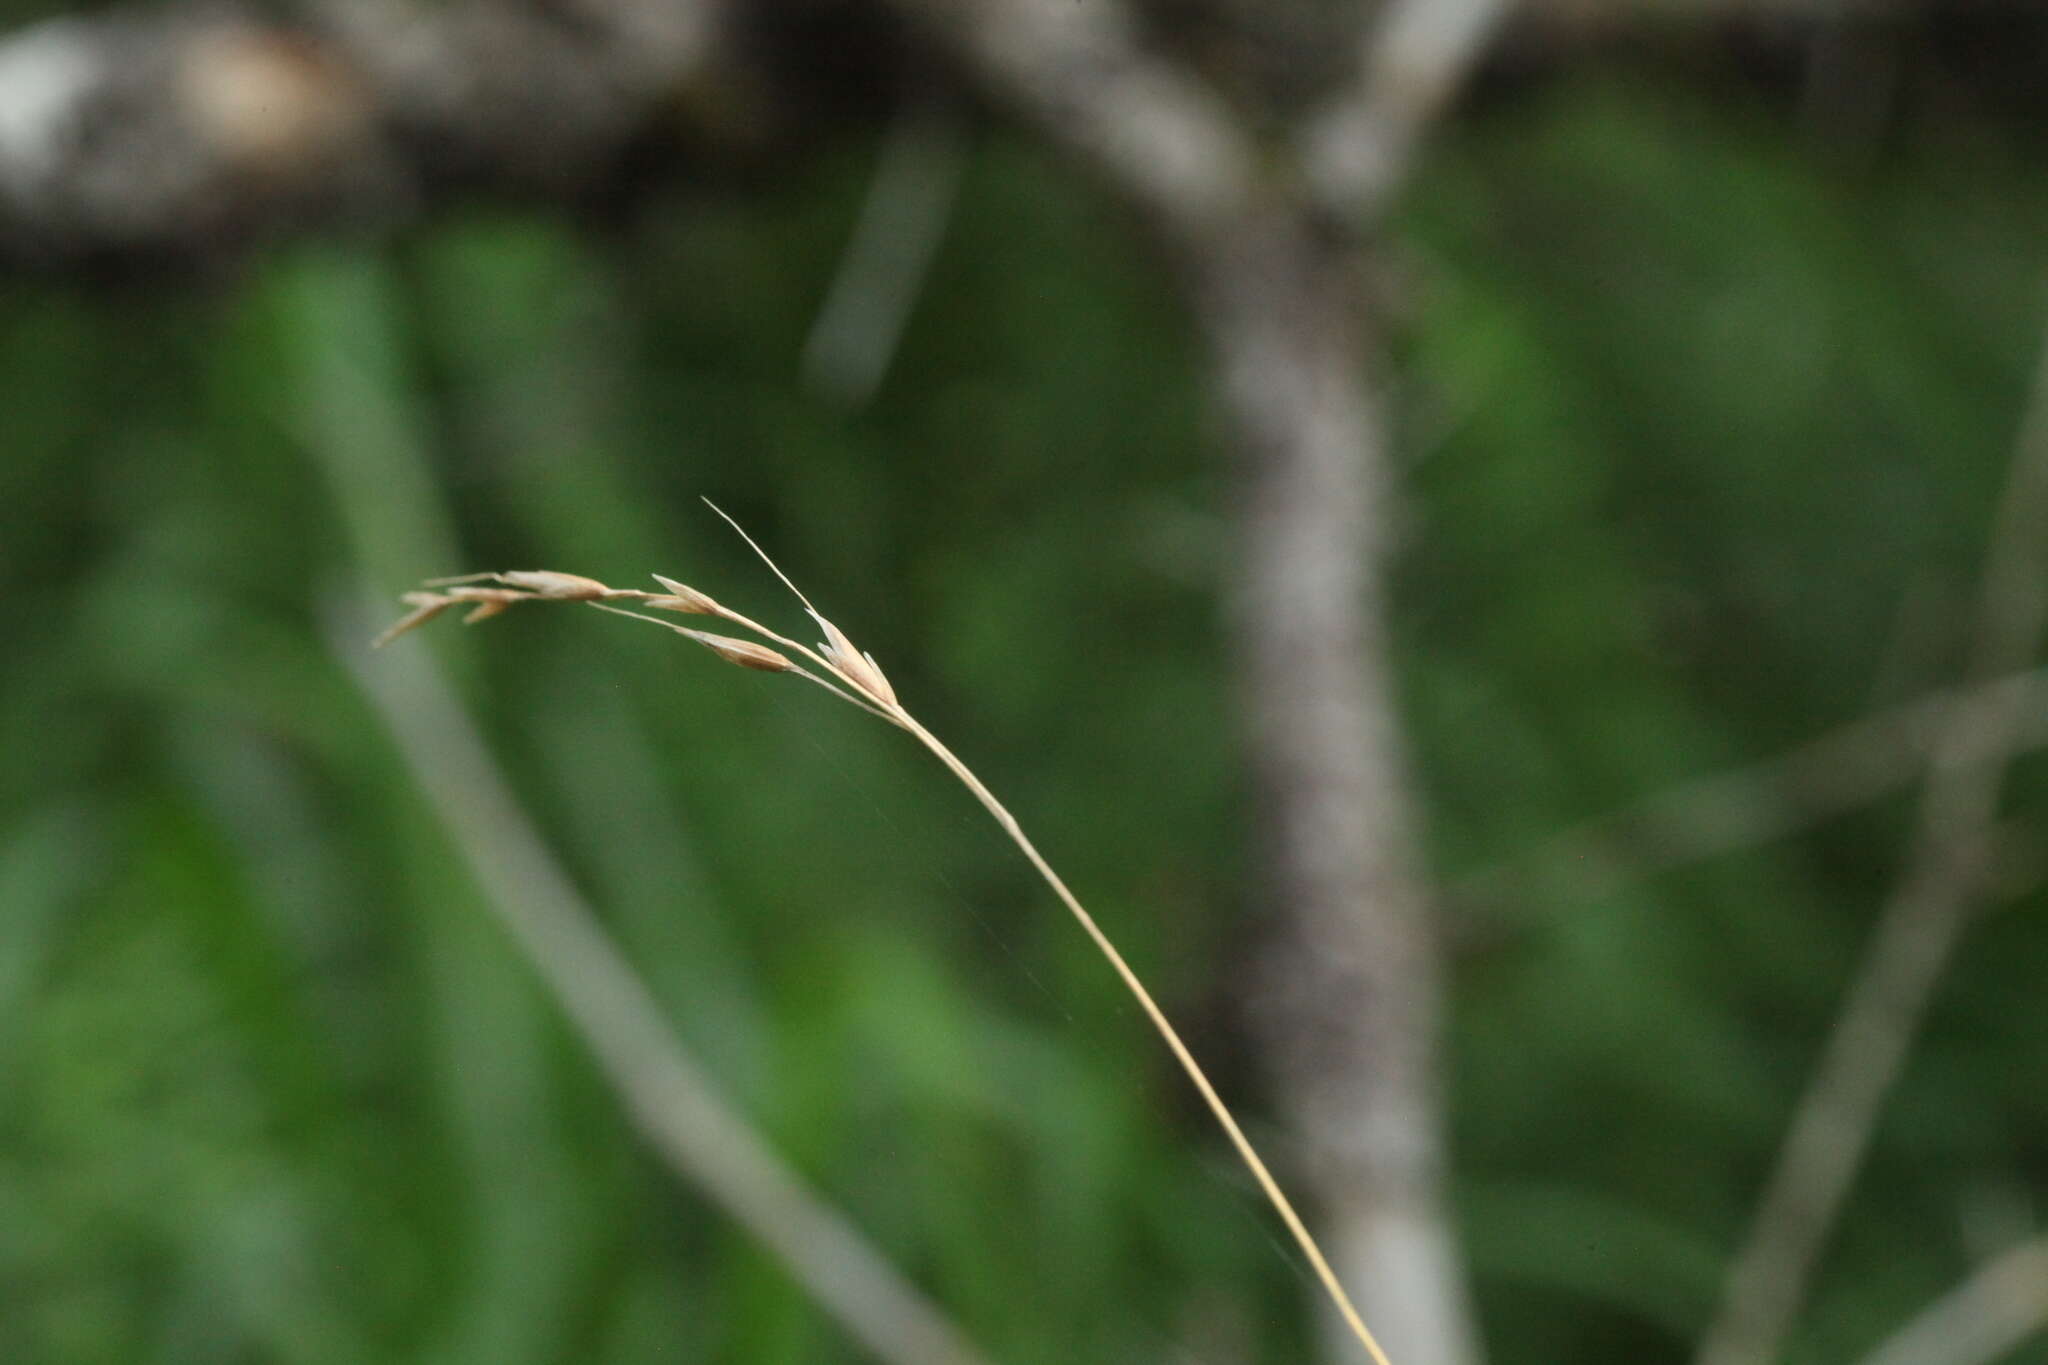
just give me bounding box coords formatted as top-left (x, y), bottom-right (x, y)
top-left (0, 0), bottom-right (728, 260)
top-left (1693, 319), bottom-right (2048, 1365)
top-left (1301, 0), bottom-right (1516, 223)
top-left (1851, 1235), bottom-right (2048, 1365)
top-left (1452, 665), bottom-right (2048, 918)
top-left (888, 0), bottom-right (1258, 242)
top-left (803, 91), bottom-right (969, 407)
top-left (0, 0), bottom-right (2023, 266)
top-left (1202, 209), bottom-right (1481, 1365)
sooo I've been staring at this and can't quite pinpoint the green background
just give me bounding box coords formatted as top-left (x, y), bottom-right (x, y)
top-left (4, 31), bottom-right (2047, 1365)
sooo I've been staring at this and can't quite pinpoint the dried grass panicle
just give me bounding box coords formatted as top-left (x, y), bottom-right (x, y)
top-left (373, 585), bottom-right (534, 645)
top-left (377, 565), bottom-right (798, 679)
top-left (373, 519), bottom-right (1393, 1365)
top-left (373, 569), bottom-right (715, 648)
top-left (372, 596), bottom-right (456, 648)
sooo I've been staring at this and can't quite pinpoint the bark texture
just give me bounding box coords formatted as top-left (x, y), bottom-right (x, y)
top-left (1197, 207), bottom-right (1476, 1365)
top-left (4, 1), bottom-right (1507, 1359)
top-left (0, 0), bottom-right (727, 260)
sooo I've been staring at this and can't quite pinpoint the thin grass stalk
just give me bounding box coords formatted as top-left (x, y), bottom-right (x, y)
top-left (378, 508), bottom-right (1396, 1365)
top-left (891, 710), bottom-right (1392, 1365)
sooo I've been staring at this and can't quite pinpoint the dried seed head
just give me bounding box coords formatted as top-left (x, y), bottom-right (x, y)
top-left (648, 575), bottom-right (722, 616)
top-left (421, 570), bottom-right (612, 600)
top-left (373, 594), bottom-right (457, 647)
top-left (374, 585), bottom-right (535, 645)
top-left (494, 570), bottom-right (612, 600)
top-left (402, 584), bottom-right (530, 626)
top-left (684, 630), bottom-right (794, 673)
top-left (461, 598), bottom-right (516, 624)
top-left (813, 613), bottom-right (897, 706)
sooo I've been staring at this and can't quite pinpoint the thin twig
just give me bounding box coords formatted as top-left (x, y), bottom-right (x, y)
top-left (334, 600), bottom-right (996, 1365)
top-left (1694, 322), bottom-right (2048, 1365)
top-left (1851, 1236), bottom-right (2048, 1365)
top-left (881, 0), bottom-right (1255, 241)
top-left (1451, 666), bottom-right (2048, 916)
top-left (1300, 0), bottom-right (1516, 222)
top-left (803, 90), bottom-right (968, 407)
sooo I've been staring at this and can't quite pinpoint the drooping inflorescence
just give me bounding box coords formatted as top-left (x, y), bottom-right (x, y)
top-left (371, 506), bottom-right (1391, 1365)
top-left (374, 515), bottom-right (900, 724)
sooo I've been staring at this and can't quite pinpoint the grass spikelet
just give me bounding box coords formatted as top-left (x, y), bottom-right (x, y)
top-left (681, 629), bottom-right (794, 673)
top-left (371, 592), bottom-right (457, 647)
top-left (649, 574), bottom-right (723, 616)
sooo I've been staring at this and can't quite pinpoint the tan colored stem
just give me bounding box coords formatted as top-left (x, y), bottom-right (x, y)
top-left (682, 540), bottom-right (1394, 1361)
top-left (1851, 1237), bottom-right (2048, 1365)
top-left (387, 542), bottom-right (1395, 1363)
top-left (891, 710), bottom-right (1394, 1365)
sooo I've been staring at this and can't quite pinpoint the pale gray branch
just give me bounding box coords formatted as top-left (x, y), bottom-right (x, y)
top-left (1201, 207), bottom-right (1482, 1365)
top-left (1300, 0), bottom-right (1515, 221)
top-left (1454, 666), bottom-right (2048, 915)
top-left (1694, 321), bottom-right (2048, 1365)
top-left (803, 92), bottom-right (968, 407)
top-left (0, 0), bottom-right (726, 258)
top-left (1854, 1237), bottom-right (2048, 1365)
top-left (884, 0), bottom-right (1256, 239)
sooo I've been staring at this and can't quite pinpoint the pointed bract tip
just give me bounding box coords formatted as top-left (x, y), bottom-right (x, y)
top-left (811, 611), bottom-right (897, 706)
top-left (649, 574), bottom-right (721, 615)
top-left (495, 570), bottom-right (612, 600)
top-left (373, 595), bottom-right (455, 648)
top-left (685, 630), bottom-right (794, 673)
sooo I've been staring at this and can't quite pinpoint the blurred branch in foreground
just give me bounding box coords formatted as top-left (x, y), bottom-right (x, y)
top-left (1300, 0), bottom-right (1515, 223)
top-left (334, 608), bottom-right (995, 1365)
top-left (4, 0), bottom-right (2042, 267)
top-left (1852, 1235), bottom-right (2048, 1365)
top-left (803, 92), bottom-right (969, 407)
top-left (1694, 318), bottom-right (2048, 1365)
top-left (1206, 208), bottom-right (1480, 1365)
top-left (1452, 666), bottom-right (2048, 917)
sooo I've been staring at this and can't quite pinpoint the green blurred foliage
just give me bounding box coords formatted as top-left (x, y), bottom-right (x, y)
top-left (3, 52), bottom-right (2047, 1365)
